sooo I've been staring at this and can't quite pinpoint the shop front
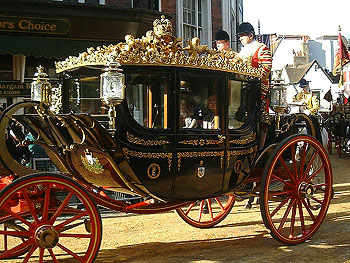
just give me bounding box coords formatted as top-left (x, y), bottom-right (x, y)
top-left (0, 1), bottom-right (161, 108)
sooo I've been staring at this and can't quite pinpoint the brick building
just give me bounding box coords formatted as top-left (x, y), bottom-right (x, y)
top-left (0, 0), bottom-right (243, 107)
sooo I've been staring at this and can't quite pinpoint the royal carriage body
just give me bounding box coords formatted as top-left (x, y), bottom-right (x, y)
top-left (0, 16), bottom-right (333, 262)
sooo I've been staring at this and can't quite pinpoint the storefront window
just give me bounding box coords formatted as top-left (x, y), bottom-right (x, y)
top-left (179, 71), bottom-right (223, 130)
top-left (126, 72), bottom-right (169, 129)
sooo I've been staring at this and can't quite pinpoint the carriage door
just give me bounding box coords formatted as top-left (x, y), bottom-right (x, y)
top-left (173, 70), bottom-right (226, 200)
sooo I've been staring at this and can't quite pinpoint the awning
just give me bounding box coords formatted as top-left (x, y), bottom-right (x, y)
top-left (0, 35), bottom-right (115, 58)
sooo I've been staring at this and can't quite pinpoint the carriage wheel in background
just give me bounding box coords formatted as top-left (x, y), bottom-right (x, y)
top-left (260, 135), bottom-right (332, 245)
top-left (176, 194), bottom-right (235, 228)
top-left (0, 173), bottom-right (102, 262)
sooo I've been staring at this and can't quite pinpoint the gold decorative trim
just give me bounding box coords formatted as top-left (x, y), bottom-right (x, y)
top-left (179, 137), bottom-right (224, 146)
top-left (122, 148), bottom-right (172, 171)
top-left (177, 151), bottom-right (224, 171)
top-left (81, 154), bottom-right (104, 174)
top-left (55, 16), bottom-right (265, 79)
top-left (227, 146), bottom-right (258, 168)
top-left (127, 132), bottom-right (170, 146)
top-left (229, 133), bottom-right (256, 145)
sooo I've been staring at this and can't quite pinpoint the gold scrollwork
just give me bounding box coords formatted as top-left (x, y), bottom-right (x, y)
top-left (179, 137), bottom-right (224, 146)
top-left (177, 151), bottom-right (224, 171)
top-left (229, 133), bottom-right (256, 145)
top-left (122, 148), bottom-right (172, 171)
top-left (55, 16), bottom-right (265, 79)
top-left (227, 146), bottom-right (258, 168)
top-left (127, 132), bottom-right (170, 146)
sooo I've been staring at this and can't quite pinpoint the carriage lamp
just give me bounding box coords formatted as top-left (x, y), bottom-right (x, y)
top-left (270, 81), bottom-right (287, 134)
top-left (31, 65), bottom-right (52, 105)
top-left (100, 61), bottom-right (125, 129)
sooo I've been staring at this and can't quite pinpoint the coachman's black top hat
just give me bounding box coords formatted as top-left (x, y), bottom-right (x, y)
top-left (237, 22), bottom-right (255, 36)
top-left (215, 30), bottom-right (230, 41)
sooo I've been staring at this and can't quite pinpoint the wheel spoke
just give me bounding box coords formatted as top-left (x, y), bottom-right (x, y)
top-left (207, 199), bottom-right (213, 220)
top-left (59, 233), bottom-right (92, 238)
top-left (297, 200), bottom-right (306, 234)
top-left (50, 192), bottom-right (74, 224)
top-left (39, 247), bottom-right (44, 263)
top-left (184, 202), bottom-right (196, 216)
top-left (198, 200), bottom-right (205, 222)
top-left (22, 191), bottom-right (39, 223)
top-left (42, 186), bottom-right (51, 222)
top-left (269, 190), bottom-right (292, 197)
top-left (57, 242), bottom-right (83, 262)
top-left (301, 198), bottom-right (316, 222)
top-left (214, 197), bottom-right (225, 211)
top-left (0, 230), bottom-right (30, 238)
top-left (278, 156), bottom-right (296, 184)
top-left (271, 174), bottom-right (293, 187)
top-left (305, 163), bottom-right (325, 184)
top-left (48, 248), bottom-right (59, 263)
top-left (0, 238), bottom-right (33, 260)
top-left (23, 244), bottom-right (38, 263)
top-left (270, 196), bottom-right (291, 218)
top-left (290, 143), bottom-right (298, 179)
top-left (278, 199), bottom-right (295, 231)
top-left (310, 196), bottom-right (324, 205)
top-left (299, 143), bottom-right (308, 182)
top-left (4, 208), bottom-right (31, 227)
top-left (303, 150), bottom-right (318, 181)
top-left (289, 201), bottom-right (297, 238)
top-left (55, 211), bottom-right (88, 232)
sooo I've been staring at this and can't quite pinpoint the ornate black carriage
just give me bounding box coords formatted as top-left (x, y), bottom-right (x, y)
top-left (0, 16), bottom-right (333, 262)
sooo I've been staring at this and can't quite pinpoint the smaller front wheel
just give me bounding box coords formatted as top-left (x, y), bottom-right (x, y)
top-left (176, 194), bottom-right (235, 228)
top-left (0, 173), bottom-right (102, 262)
top-left (260, 135), bottom-right (333, 245)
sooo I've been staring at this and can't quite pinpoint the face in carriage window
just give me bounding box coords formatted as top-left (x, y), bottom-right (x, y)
top-left (179, 73), bottom-right (223, 130)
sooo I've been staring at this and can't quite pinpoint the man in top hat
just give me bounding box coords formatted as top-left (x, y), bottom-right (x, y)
top-left (294, 79), bottom-right (319, 115)
top-left (237, 22), bottom-right (272, 123)
top-left (215, 30), bottom-right (231, 51)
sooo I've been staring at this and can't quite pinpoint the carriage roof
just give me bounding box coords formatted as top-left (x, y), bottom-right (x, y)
top-left (55, 16), bottom-right (265, 79)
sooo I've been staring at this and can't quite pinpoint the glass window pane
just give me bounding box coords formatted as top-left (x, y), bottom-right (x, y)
top-left (126, 72), bottom-right (169, 129)
top-left (179, 72), bottom-right (223, 130)
top-left (228, 80), bottom-right (246, 129)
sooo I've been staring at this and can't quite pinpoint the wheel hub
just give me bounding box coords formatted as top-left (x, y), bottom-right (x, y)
top-left (35, 225), bottom-right (59, 248)
top-left (298, 182), bottom-right (315, 199)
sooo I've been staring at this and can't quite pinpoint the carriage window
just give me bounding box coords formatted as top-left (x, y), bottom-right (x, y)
top-left (228, 80), bottom-right (246, 129)
top-left (126, 72), bottom-right (169, 129)
top-left (179, 72), bottom-right (223, 129)
top-left (70, 77), bottom-right (103, 114)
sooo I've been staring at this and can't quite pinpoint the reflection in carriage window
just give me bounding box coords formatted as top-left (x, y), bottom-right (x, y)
top-left (228, 80), bottom-right (246, 129)
top-left (69, 77), bottom-right (103, 114)
top-left (126, 72), bottom-right (169, 129)
top-left (179, 72), bottom-right (222, 129)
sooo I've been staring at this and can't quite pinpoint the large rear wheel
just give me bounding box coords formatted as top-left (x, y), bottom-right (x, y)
top-left (260, 135), bottom-right (333, 245)
top-left (0, 173), bottom-right (102, 262)
top-left (176, 194), bottom-right (235, 228)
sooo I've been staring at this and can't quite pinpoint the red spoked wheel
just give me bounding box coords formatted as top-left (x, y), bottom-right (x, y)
top-left (176, 194), bottom-right (235, 228)
top-left (0, 173), bottom-right (102, 262)
top-left (260, 135), bottom-right (333, 245)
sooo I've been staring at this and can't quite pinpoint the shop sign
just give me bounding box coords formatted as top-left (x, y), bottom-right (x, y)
top-left (0, 82), bottom-right (31, 97)
top-left (0, 16), bottom-right (70, 35)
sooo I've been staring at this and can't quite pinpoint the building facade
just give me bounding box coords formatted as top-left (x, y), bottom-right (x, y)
top-left (0, 0), bottom-right (243, 110)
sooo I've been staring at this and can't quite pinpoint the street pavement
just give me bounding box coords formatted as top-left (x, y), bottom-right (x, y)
top-left (7, 153), bottom-right (350, 263)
